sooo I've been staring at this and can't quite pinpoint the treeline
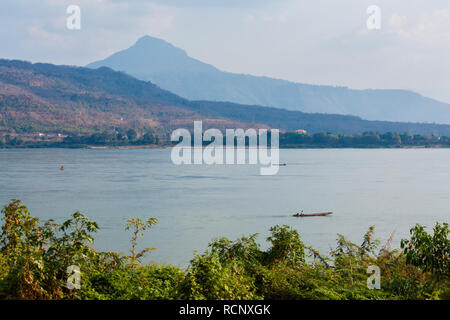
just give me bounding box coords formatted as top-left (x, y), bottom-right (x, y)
top-left (63, 128), bottom-right (160, 146)
top-left (0, 135), bottom-right (25, 147)
top-left (0, 128), bottom-right (160, 148)
top-left (2, 130), bottom-right (450, 148)
top-left (0, 200), bottom-right (448, 300)
top-left (172, 131), bottom-right (450, 148)
top-left (280, 131), bottom-right (450, 148)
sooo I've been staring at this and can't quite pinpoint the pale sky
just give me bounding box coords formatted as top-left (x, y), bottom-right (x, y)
top-left (1, 0), bottom-right (449, 103)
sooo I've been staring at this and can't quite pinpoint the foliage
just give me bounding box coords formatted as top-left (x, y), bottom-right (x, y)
top-left (82, 264), bottom-right (185, 300)
top-left (0, 200), bottom-right (46, 298)
top-left (266, 225), bottom-right (305, 267)
top-left (279, 131), bottom-right (450, 148)
top-left (125, 217), bottom-right (158, 267)
top-left (401, 223), bottom-right (449, 280)
top-left (180, 252), bottom-right (259, 300)
top-left (0, 201), bottom-right (100, 299)
top-left (5, 129), bottom-right (450, 149)
top-left (0, 200), bottom-right (449, 300)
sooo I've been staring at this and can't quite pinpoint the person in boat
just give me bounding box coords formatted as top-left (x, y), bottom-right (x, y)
top-left (293, 210), bottom-right (304, 217)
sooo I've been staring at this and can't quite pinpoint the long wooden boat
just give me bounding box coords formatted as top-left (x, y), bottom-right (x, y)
top-left (293, 212), bottom-right (333, 217)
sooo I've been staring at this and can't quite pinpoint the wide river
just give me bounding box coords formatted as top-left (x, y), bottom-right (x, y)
top-left (0, 148), bottom-right (449, 266)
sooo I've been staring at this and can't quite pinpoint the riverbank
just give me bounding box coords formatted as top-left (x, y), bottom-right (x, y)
top-left (2, 143), bottom-right (450, 149)
top-left (3, 131), bottom-right (450, 149)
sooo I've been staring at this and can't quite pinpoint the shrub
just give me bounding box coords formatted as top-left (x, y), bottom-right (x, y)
top-left (401, 222), bottom-right (449, 280)
top-left (266, 225), bottom-right (306, 267)
top-left (180, 252), bottom-right (259, 300)
top-left (0, 201), bottom-right (100, 299)
top-left (82, 264), bottom-right (185, 300)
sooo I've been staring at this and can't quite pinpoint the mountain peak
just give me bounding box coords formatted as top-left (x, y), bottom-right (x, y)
top-left (133, 35), bottom-right (181, 52)
top-left (87, 35), bottom-right (217, 77)
top-left (135, 35), bottom-right (158, 43)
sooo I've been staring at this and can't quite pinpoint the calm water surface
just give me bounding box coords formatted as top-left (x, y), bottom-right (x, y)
top-left (0, 148), bottom-right (449, 266)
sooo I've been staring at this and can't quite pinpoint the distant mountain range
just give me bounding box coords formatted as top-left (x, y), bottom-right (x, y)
top-left (88, 35), bottom-right (450, 124)
top-left (3, 59), bottom-right (450, 137)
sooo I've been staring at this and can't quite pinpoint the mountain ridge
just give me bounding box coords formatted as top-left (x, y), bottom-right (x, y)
top-left (87, 35), bottom-right (450, 124)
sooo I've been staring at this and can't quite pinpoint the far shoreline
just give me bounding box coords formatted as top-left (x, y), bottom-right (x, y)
top-left (3, 144), bottom-right (450, 150)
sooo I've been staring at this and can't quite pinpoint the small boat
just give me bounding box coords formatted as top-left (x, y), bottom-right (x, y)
top-left (293, 212), bottom-right (333, 217)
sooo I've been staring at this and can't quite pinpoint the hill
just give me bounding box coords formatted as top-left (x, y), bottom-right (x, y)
top-left (3, 59), bottom-right (450, 141)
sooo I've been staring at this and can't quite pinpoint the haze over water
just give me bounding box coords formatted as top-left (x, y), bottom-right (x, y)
top-left (0, 148), bottom-right (448, 266)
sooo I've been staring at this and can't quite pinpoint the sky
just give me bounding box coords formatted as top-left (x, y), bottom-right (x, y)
top-left (0, 0), bottom-right (449, 103)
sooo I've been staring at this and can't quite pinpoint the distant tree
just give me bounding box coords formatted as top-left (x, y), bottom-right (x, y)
top-left (8, 137), bottom-right (24, 146)
top-left (126, 129), bottom-right (138, 142)
top-left (63, 134), bottom-right (83, 144)
top-left (142, 132), bottom-right (156, 144)
top-left (400, 132), bottom-right (412, 145)
top-left (381, 132), bottom-right (401, 146)
top-left (117, 132), bottom-right (127, 142)
top-left (86, 131), bottom-right (117, 145)
top-left (361, 132), bottom-right (381, 145)
top-left (312, 132), bottom-right (328, 145)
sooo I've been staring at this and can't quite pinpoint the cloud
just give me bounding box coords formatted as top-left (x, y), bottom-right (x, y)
top-left (0, 0), bottom-right (179, 64)
top-left (243, 14), bottom-right (256, 24)
top-left (27, 26), bottom-right (67, 48)
top-left (243, 12), bottom-right (289, 25)
top-left (126, 0), bottom-right (274, 7)
top-left (388, 9), bottom-right (450, 45)
top-left (389, 14), bottom-right (408, 28)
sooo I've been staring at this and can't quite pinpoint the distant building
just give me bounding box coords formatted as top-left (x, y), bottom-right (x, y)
top-left (295, 129), bottom-right (307, 135)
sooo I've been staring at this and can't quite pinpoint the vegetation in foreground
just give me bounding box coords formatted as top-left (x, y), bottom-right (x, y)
top-left (0, 200), bottom-right (448, 300)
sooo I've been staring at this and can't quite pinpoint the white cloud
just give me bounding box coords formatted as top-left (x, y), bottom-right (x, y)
top-left (243, 14), bottom-right (255, 24)
top-left (388, 9), bottom-right (450, 45)
top-left (389, 14), bottom-right (408, 28)
top-left (0, 0), bottom-right (179, 65)
top-left (244, 13), bottom-right (288, 25)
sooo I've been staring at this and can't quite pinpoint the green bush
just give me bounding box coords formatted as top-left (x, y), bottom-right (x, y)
top-left (180, 252), bottom-right (259, 300)
top-left (0, 200), bottom-right (100, 299)
top-left (82, 264), bottom-right (185, 300)
top-left (401, 222), bottom-right (449, 279)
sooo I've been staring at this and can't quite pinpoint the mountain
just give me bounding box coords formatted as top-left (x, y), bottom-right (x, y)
top-left (3, 59), bottom-right (450, 138)
top-left (87, 35), bottom-right (450, 124)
